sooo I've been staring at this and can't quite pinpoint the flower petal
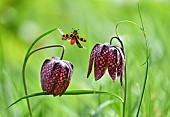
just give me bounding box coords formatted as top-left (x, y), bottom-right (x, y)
top-left (46, 63), bottom-right (58, 96)
top-left (41, 59), bottom-right (56, 93)
top-left (108, 46), bottom-right (118, 81)
top-left (52, 60), bottom-right (73, 96)
top-left (40, 57), bottom-right (73, 96)
top-left (116, 47), bottom-right (125, 86)
top-left (87, 44), bottom-right (100, 78)
top-left (94, 44), bottom-right (109, 80)
top-left (60, 61), bottom-right (73, 96)
top-left (63, 60), bottom-right (74, 81)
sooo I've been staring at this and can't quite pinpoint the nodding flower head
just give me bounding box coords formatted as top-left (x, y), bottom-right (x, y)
top-left (87, 38), bottom-right (125, 86)
top-left (41, 56), bottom-right (73, 96)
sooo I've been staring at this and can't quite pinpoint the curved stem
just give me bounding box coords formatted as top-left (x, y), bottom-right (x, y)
top-left (22, 28), bottom-right (57, 117)
top-left (110, 36), bottom-right (126, 117)
top-left (110, 36), bottom-right (124, 50)
top-left (22, 59), bottom-right (32, 117)
top-left (22, 45), bottom-right (64, 116)
top-left (28, 45), bottom-right (65, 60)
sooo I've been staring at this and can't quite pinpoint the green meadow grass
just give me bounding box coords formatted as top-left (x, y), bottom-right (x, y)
top-left (0, 0), bottom-right (170, 117)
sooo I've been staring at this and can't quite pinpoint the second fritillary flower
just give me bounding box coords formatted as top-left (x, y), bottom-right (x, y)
top-left (87, 40), bottom-right (125, 85)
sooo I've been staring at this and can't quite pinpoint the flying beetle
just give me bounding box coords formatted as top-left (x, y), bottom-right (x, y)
top-left (58, 28), bottom-right (86, 48)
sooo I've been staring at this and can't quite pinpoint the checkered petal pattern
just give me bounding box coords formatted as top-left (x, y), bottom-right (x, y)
top-left (41, 57), bottom-right (73, 96)
top-left (94, 44), bottom-right (109, 80)
top-left (87, 43), bottom-right (125, 85)
top-left (87, 44), bottom-right (100, 78)
top-left (116, 47), bottom-right (125, 85)
top-left (108, 46), bottom-right (118, 81)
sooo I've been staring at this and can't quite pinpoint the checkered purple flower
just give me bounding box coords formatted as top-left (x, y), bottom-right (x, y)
top-left (41, 57), bottom-right (73, 96)
top-left (87, 43), bottom-right (125, 85)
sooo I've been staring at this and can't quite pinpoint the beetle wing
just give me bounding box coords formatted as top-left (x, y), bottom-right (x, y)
top-left (75, 39), bottom-right (83, 48)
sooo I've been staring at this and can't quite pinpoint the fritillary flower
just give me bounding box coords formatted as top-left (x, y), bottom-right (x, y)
top-left (41, 56), bottom-right (73, 96)
top-left (87, 37), bottom-right (125, 85)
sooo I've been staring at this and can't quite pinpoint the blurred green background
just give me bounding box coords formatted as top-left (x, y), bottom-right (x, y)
top-left (0, 0), bottom-right (170, 117)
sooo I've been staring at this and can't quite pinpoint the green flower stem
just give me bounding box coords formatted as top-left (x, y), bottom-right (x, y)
top-left (123, 64), bottom-right (127, 117)
top-left (110, 36), bottom-right (124, 50)
top-left (22, 28), bottom-right (57, 117)
top-left (115, 3), bottom-right (149, 117)
top-left (23, 44), bottom-right (64, 116)
top-left (28, 45), bottom-right (65, 60)
top-left (110, 36), bottom-right (126, 117)
top-left (7, 90), bottom-right (124, 109)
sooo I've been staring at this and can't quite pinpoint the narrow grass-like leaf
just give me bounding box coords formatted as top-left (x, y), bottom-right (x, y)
top-left (136, 3), bottom-right (149, 117)
top-left (7, 90), bottom-right (123, 109)
top-left (25, 28), bottom-right (57, 58)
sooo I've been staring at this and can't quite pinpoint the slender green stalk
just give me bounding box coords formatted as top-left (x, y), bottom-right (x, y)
top-left (7, 90), bottom-right (124, 109)
top-left (28, 45), bottom-right (65, 60)
top-left (22, 61), bottom-right (32, 117)
top-left (110, 36), bottom-right (124, 49)
top-left (136, 3), bottom-right (149, 116)
top-left (22, 28), bottom-right (57, 117)
top-left (110, 36), bottom-right (126, 117)
top-left (123, 64), bottom-right (127, 117)
top-left (23, 44), bottom-right (64, 116)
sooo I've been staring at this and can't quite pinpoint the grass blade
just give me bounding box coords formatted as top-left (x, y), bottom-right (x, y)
top-left (7, 90), bottom-right (124, 109)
